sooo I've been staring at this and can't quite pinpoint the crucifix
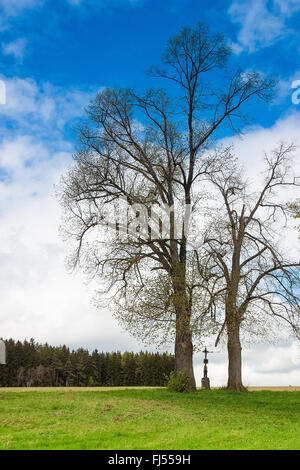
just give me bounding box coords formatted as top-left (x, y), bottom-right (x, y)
top-left (201, 347), bottom-right (212, 390)
top-left (0, 340), bottom-right (6, 365)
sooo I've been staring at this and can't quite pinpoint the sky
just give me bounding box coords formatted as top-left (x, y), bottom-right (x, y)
top-left (0, 0), bottom-right (300, 386)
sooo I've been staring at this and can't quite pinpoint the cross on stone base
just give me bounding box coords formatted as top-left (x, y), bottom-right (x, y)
top-left (201, 347), bottom-right (212, 390)
top-left (201, 377), bottom-right (210, 390)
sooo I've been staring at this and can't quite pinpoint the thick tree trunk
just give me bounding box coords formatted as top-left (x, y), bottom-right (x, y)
top-left (171, 257), bottom-right (196, 392)
top-left (175, 328), bottom-right (196, 392)
top-left (227, 322), bottom-right (247, 392)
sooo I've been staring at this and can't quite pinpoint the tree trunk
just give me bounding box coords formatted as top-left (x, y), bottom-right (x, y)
top-left (227, 322), bottom-right (246, 392)
top-left (171, 260), bottom-right (196, 392)
top-left (175, 328), bottom-right (196, 392)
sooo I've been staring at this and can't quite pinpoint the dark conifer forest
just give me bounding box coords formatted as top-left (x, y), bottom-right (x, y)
top-left (0, 339), bottom-right (174, 387)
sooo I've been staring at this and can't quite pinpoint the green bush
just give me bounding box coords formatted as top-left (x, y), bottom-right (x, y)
top-left (166, 370), bottom-right (189, 393)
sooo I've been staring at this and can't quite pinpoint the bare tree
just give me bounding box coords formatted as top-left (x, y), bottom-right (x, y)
top-left (197, 143), bottom-right (300, 391)
top-left (59, 24), bottom-right (275, 391)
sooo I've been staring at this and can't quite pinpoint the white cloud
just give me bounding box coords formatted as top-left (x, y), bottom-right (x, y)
top-left (0, 0), bottom-right (42, 13)
top-left (0, 0), bottom-right (142, 33)
top-left (2, 38), bottom-right (27, 62)
top-left (67, 0), bottom-right (82, 5)
top-left (0, 76), bottom-right (95, 134)
top-left (0, 0), bottom-right (44, 29)
top-left (0, 75), bottom-right (142, 355)
top-left (228, 0), bottom-right (300, 53)
top-left (220, 111), bottom-right (300, 180)
top-left (274, 0), bottom-right (300, 16)
top-left (0, 0), bottom-right (141, 17)
top-left (65, 0), bottom-right (143, 12)
top-left (0, 176), bottom-right (142, 351)
top-left (0, 158), bottom-right (140, 351)
top-left (195, 342), bottom-right (300, 387)
top-left (66, 0), bottom-right (142, 5)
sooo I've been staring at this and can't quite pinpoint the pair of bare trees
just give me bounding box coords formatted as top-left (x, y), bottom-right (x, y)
top-left (59, 24), bottom-right (300, 391)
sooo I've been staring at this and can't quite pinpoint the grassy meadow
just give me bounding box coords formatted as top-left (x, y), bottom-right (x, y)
top-left (0, 387), bottom-right (299, 450)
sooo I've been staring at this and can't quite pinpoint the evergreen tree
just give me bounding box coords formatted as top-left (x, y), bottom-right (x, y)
top-left (0, 339), bottom-right (174, 387)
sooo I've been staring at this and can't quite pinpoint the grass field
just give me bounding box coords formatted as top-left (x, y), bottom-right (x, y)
top-left (0, 388), bottom-right (299, 450)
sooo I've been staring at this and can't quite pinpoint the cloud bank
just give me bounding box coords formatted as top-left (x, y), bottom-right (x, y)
top-left (228, 0), bottom-right (300, 53)
top-left (0, 73), bottom-right (300, 386)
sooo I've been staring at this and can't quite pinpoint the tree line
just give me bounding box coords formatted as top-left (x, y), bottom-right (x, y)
top-left (0, 339), bottom-right (174, 387)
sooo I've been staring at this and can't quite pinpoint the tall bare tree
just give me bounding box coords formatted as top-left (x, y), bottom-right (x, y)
top-left (59, 24), bottom-right (274, 391)
top-left (198, 144), bottom-right (300, 391)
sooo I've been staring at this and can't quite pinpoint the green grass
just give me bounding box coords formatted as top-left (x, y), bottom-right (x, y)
top-left (0, 388), bottom-right (299, 450)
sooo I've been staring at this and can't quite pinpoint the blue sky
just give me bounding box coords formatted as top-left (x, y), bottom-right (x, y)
top-left (0, 0), bottom-right (300, 386)
top-left (1, 0), bottom-right (300, 129)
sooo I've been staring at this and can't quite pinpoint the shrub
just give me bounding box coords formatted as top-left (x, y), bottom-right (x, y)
top-left (166, 370), bottom-right (189, 393)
